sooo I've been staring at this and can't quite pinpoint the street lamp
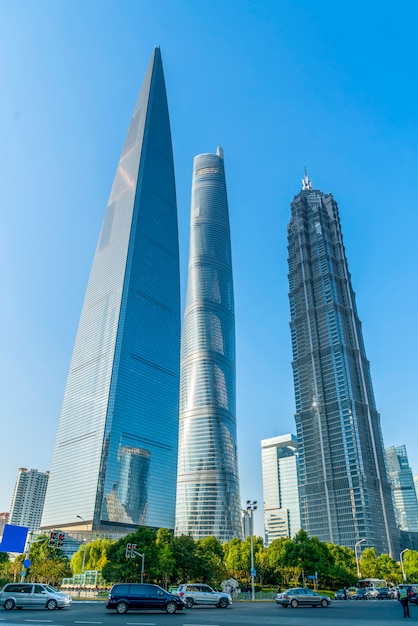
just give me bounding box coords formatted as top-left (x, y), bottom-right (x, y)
top-left (355, 538), bottom-right (366, 578)
top-left (76, 515), bottom-right (88, 584)
top-left (246, 500), bottom-right (257, 602)
top-left (400, 548), bottom-right (409, 582)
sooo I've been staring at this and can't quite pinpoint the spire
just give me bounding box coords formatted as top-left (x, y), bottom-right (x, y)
top-left (302, 167), bottom-right (312, 190)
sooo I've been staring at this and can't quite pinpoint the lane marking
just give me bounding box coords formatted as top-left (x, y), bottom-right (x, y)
top-left (126, 623), bottom-right (156, 625)
top-left (74, 622), bottom-right (103, 624)
top-left (24, 621), bottom-right (53, 623)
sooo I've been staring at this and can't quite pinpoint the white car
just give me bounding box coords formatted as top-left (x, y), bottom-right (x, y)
top-left (176, 583), bottom-right (232, 608)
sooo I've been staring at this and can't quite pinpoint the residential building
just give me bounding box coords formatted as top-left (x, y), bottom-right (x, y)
top-left (261, 434), bottom-right (301, 545)
top-left (241, 509), bottom-right (251, 538)
top-left (175, 148), bottom-right (241, 541)
top-left (9, 469), bottom-right (49, 531)
top-left (287, 172), bottom-right (398, 555)
top-left (0, 512), bottom-right (9, 539)
top-left (41, 47), bottom-right (181, 533)
top-left (386, 445), bottom-right (418, 532)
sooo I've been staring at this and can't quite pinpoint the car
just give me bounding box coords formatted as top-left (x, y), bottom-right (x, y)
top-left (376, 587), bottom-right (390, 599)
top-left (176, 583), bottom-right (232, 608)
top-left (106, 583), bottom-right (185, 614)
top-left (0, 583), bottom-right (72, 610)
top-left (353, 588), bottom-right (369, 600)
top-left (388, 587), bottom-right (399, 599)
top-left (275, 587), bottom-right (331, 608)
top-left (398, 584), bottom-right (418, 604)
top-left (334, 589), bottom-right (348, 600)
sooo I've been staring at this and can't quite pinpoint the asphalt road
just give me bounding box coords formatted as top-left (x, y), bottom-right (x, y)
top-left (0, 599), bottom-right (416, 626)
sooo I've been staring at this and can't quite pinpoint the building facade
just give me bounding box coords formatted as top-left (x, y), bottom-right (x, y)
top-left (9, 469), bottom-right (49, 531)
top-left (287, 172), bottom-right (398, 555)
top-left (41, 48), bottom-right (181, 533)
top-left (261, 434), bottom-right (301, 545)
top-left (175, 148), bottom-right (241, 541)
top-left (0, 513), bottom-right (8, 539)
top-left (386, 445), bottom-right (418, 532)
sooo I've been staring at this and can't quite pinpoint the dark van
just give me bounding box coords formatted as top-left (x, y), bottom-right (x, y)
top-left (106, 583), bottom-right (184, 614)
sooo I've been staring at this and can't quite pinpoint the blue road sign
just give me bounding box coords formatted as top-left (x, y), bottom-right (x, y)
top-left (23, 559), bottom-right (31, 568)
top-left (251, 568), bottom-right (256, 576)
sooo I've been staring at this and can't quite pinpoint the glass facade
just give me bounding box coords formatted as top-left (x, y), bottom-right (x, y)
top-left (386, 445), bottom-right (418, 532)
top-left (41, 48), bottom-right (180, 533)
top-left (287, 173), bottom-right (398, 555)
top-left (175, 148), bottom-right (241, 541)
top-left (261, 434), bottom-right (301, 545)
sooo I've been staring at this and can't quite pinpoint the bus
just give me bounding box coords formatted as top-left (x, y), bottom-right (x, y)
top-left (357, 578), bottom-right (387, 590)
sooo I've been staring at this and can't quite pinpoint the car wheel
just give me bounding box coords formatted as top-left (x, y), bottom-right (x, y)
top-left (165, 601), bottom-right (177, 614)
top-left (4, 599), bottom-right (15, 610)
top-left (184, 597), bottom-right (194, 609)
top-left (290, 599), bottom-right (298, 608)
top-left (46, 600), bottom-right (57, 610)
top-left (320, 599), bottom-right (328, 608)
top-left (218, 597), bottom-right (229, 608)
top-left (116, 601), bottom-right (128, 614)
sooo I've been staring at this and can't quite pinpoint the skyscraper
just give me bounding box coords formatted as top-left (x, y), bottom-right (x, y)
top-left (261, 434), bottom-right (301, 545)
top-left (175, 148), bottom-right (241, 541)
top-left (9, 468), bottom-right (49, 531)
top-left (41, 48), bottom-right (180, 533)
top-left (287, 172), bottom-right (398, 555)
top-left (386, 445), bottom-right (418, 532)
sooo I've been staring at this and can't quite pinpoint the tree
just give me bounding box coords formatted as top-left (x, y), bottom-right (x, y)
top-left (171, 535), bottom-right (200, 582)
top-left (376, 553), bottom-right (401, 584)
top-left (71, 538), bottom-right (114, 574)
top-left (156, 529), bottom-right (175, 589)
top-left (282, 530), bottom-right (326, 584)
top-left (25, 536), bottom-right (71, 584)
top-left (195, 536), bottom-right (227, 585)
top-left (102, 527), bottom-right (159, 583)
top-left (404, 550), bottom-right (418, 583)
top-left (359, 547), bottom-right (378, 579)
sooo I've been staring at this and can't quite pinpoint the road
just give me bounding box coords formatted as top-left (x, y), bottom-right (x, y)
top-left (0, 599), bottom-right (416, 625)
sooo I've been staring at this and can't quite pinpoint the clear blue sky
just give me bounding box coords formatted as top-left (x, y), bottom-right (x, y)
top-left (1, 0), bottom-right (417, 538)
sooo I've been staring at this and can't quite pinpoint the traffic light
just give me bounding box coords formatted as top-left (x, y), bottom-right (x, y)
top-left (125, 543), bottom-right (138, 558)
top-left (57, 533), bottom-right (65, 548)
top-left (48, 531), bottom-right (57, 548)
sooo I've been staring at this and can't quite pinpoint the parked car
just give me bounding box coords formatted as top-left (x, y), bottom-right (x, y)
top-left (388, 587), bottom-right (399, 599)
top-left (334, 589), bottom-right (350, 600)
top-left (0, 583), bottom-right (72, 610)
top-left (176, 583), bottom-right (231, 608)
top-left (353, 588), bottom-right (369, 600)
top-left (376, 587), bottom-right (390, 599)
top-left (398, 584), bottom-right (418, 604)
top-left (275, 587), bottom-right (331, 608)
top-left (106, 583), bottom-right (185, 614)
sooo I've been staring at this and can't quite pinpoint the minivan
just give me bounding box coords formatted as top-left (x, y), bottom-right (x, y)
top-left (0, 583), bottom-right (72, 610)
top-left (106, 583), bottom-right (185, 614)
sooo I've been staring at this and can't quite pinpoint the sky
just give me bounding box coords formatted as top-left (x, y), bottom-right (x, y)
top-left (1, 0), bottom-right (417, 538)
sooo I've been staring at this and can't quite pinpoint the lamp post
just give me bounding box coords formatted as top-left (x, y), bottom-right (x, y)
top-left (76, 515), bottom-right (88, 586)
top-left (400, 548), bottom-right (409, 582)
top-left (246, 500), bottom-right (257, 602)
top-left (355, 538), bottom-right (366, 578)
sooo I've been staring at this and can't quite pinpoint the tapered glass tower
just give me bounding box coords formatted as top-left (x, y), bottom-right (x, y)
top-left (175, 148), bottom-right (241, 541)
top-left (287, 172), bottom-right (398, 555)
top-left (41, 48), bottom-right (180, 533)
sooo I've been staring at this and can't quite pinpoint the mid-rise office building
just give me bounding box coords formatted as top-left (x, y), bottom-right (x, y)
top-left (287, 172), bottom-right (398, 555)
top-left (0, 512), bottom-right (9, 539)
top-left (9, 469), bottom-right (49, 531)
top-left (261, 434), bottom-right (301, 545)
top-left (41, 47), bottom-right (181, 533)
top-left (386, 445), bottom-right (418, 532)
top-left (175, 148), bottom-right (241, 541)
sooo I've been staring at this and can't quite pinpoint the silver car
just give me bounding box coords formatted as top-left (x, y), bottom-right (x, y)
top-left (176, 583), bottom-right (232, 608)
top-left (276, 587), bottom-right (331, 608)
top-left (0, 583), bottom-right (72, 610)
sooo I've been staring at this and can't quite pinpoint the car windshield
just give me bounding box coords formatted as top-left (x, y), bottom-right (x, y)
top-left (44, 585), bottom-right (57, 593)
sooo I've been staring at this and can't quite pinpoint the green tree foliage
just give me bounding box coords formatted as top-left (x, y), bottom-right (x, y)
top-left (359, 547), bottom-right (378, 578)
top-left (102, 527), bottom-right (160, 583)
top-left (323, 543), bottom-right (357, 587)
top-left (195, 536), bottom-right (227, 585)
top-left (156, 529), bottom-right (175, 589)
top-left (404, 550), bottom-right (418, 583)
top-left (282, 529), bottom-right (325, 583)
top-left (171, 535), bottom-right (201, 582)
top-left (25, 536), bottom-right (71, 584)
top-left (71, 538), bottom-right (114, 574)
top-left (375, 553), bottom-right (401, 584)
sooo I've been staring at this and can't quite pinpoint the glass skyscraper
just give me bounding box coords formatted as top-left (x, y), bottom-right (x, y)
top-left (261, 434), bottom-right (301, 545)
top-left (386, 445), bottom-right (418, 532)
top-left (287, 172), bottom-right (398, 555)
top-left (41, 48), bottom-right (180, 533)
top-left (175, 148), bottom-right (241, 541)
